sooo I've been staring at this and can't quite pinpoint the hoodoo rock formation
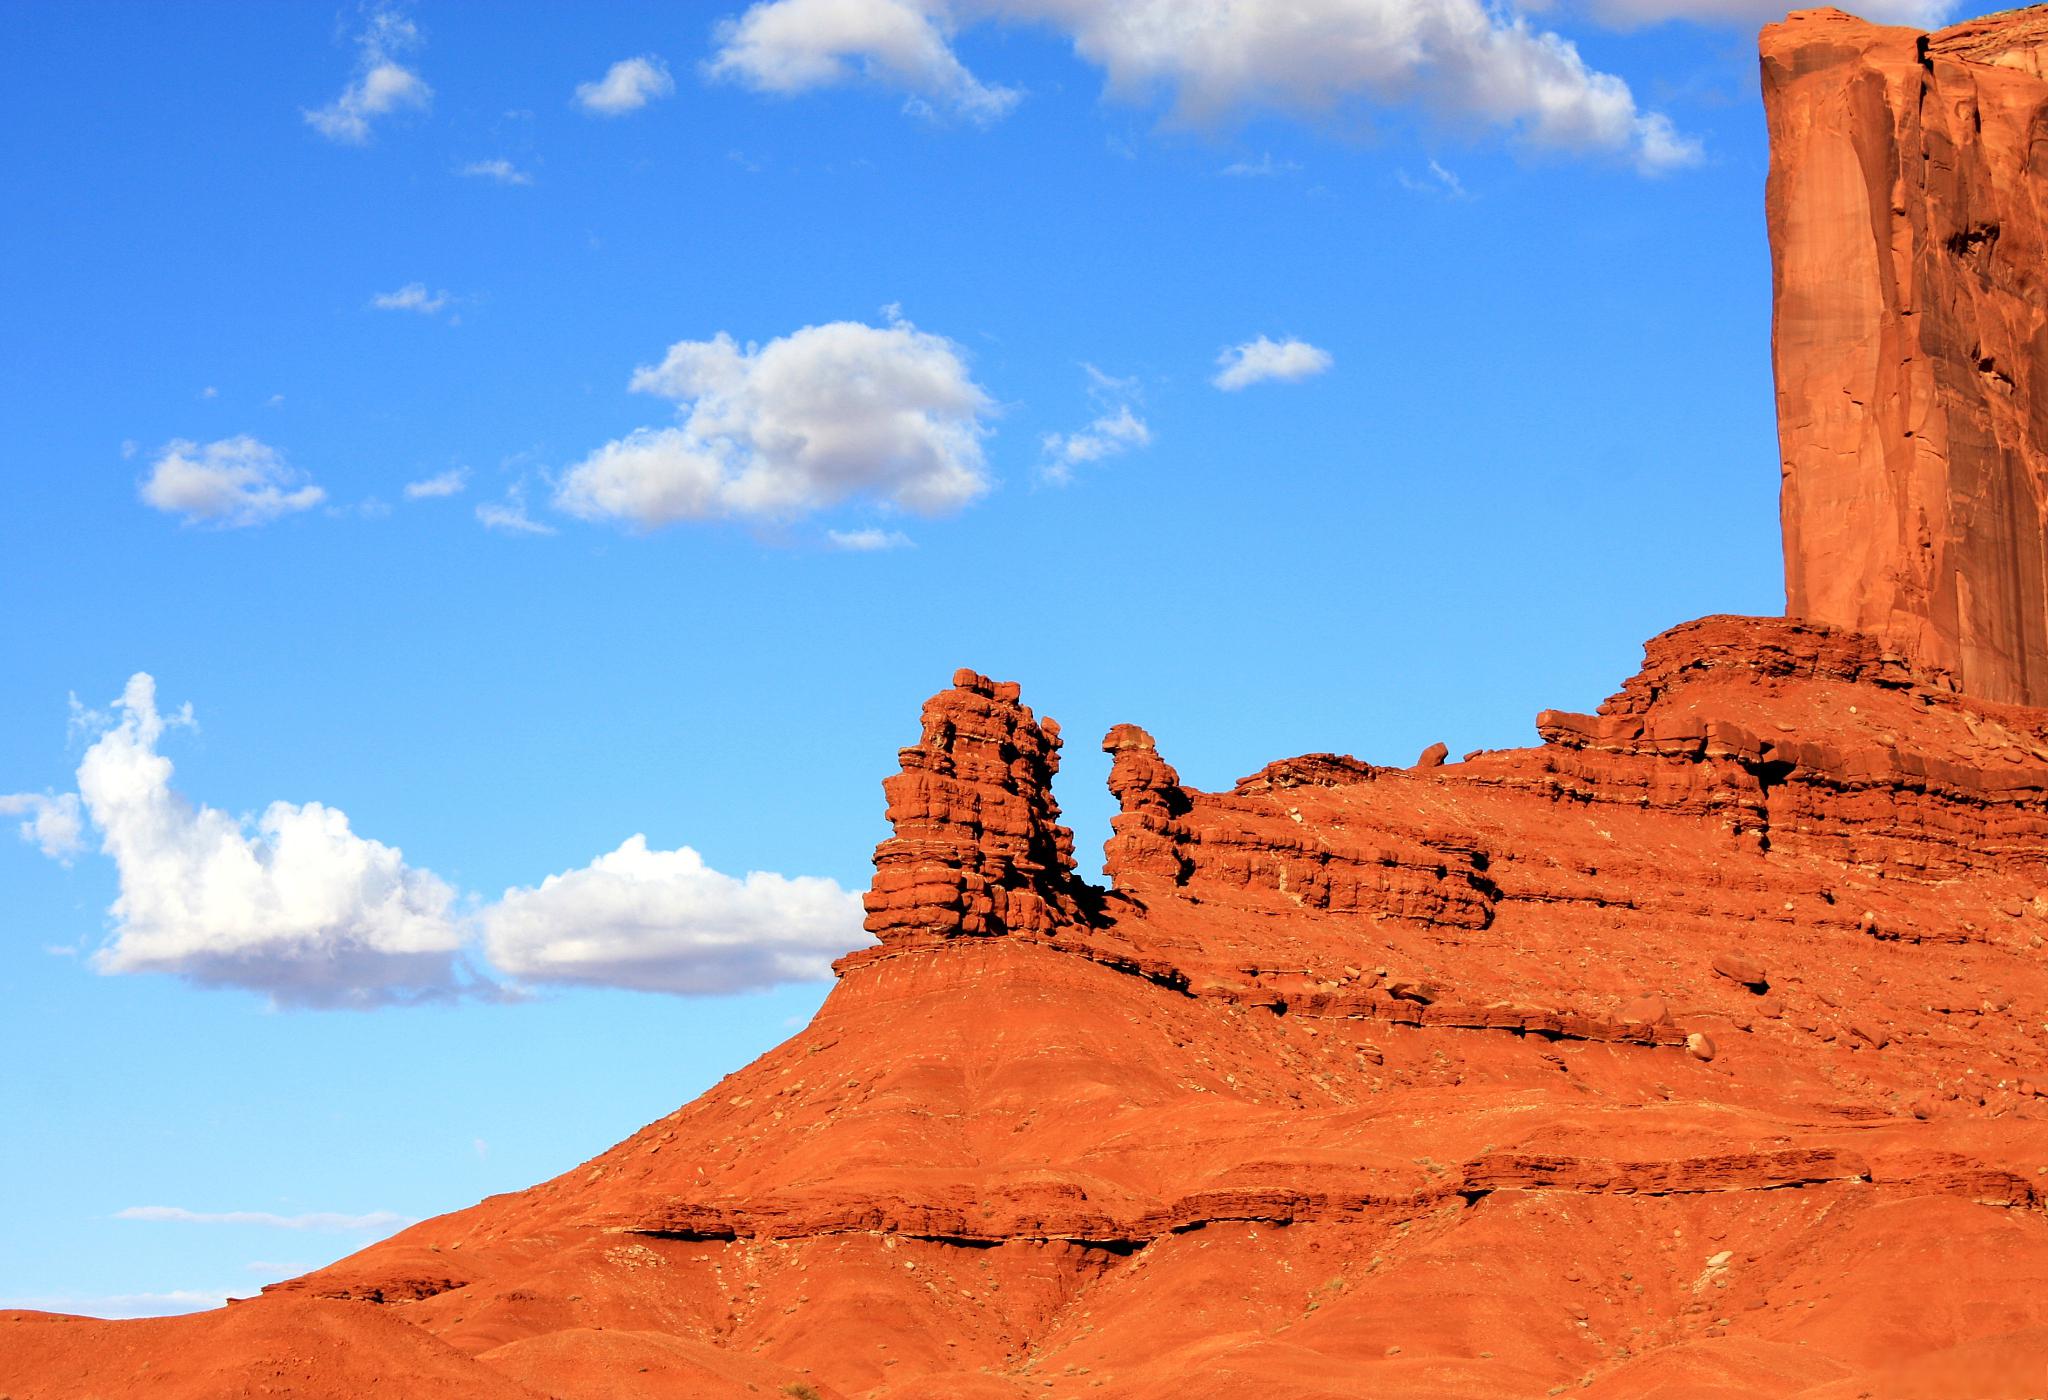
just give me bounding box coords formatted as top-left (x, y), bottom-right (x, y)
top-left (1767, 6), bottom-right (2048, 705)
top-left (863, 668), bottom-right (1093, 945)
top-left (10, 8), bottom-right (2048, 1399)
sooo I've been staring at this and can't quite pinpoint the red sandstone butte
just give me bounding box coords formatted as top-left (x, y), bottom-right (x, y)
top-left (1767, 6), bottom-right (2048, 705)
top-left (11, 616), bottom-right (2048, 1399)
top-left (8, 9), bottom-right (2048, 1400)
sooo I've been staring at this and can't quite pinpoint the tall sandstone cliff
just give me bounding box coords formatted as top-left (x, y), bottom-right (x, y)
top-left (1766, 6), bottom-right (2048, 705)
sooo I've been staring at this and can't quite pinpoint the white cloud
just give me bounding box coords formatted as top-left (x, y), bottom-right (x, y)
top-left (73, 674), bottom-right (477, 1008)
top-left (304, 6), bottom-right (431, 145)
top-left (199, 386), bottom-right (219, 400)
top-left (139, 436), bottom-right (326, 527)
top-left (1221, 153), bottom-right (1300, 177)
top-left (117, 1205), bottom-right (410, 1232)
top-left (476, 482), bottom-right (556, 535)
top-left (1398, 157), bottom-right (1467, 198)
top-left (403, 467), bottom-right (470, 499)
top-left (710, 0), bottom-right (1020, 123)
top-left (0, 791), bottom-right (85, 862)
top-left (21, 680), bottom-right (884, 1007)
top-left (828, 527), bottom-right (913, 550)
top-left (1580, 0), bottom-right (1952, 26)
top-left (1042, 404), bottom-right (1150, 483)
top-left (576, 55), bottom-right (677, 114)
top-left (1041, 363), bottom-right (1149, 483)
top-left (1212, 335), bottom-right (1334, 391)
top-left (557, 315), bottom-right (992, 528)
top-left (482, 835), bottom-right (869, 995)
top-left (371, 282), bottom-right (450, 315)
top-left (460, 157), bottom-right (534, 185)
top-left (708, 0), bottom-right (1698, 170)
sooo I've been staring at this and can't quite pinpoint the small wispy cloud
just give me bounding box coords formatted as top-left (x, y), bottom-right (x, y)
top-left (0, 791), bottom-right (85, 862)
top-left (827, 527), bottom-right (912, 551)
top-left (371, 282), bottom-right (451, 315)
top-left (304, 5), bottom-right (431, 145)
top-left (1041, 364), bottom-right (1150, 484)
top-left (116, 1205), bottom-right (412, 1233)
top-left (403, 467), bottom-right (470, 500)
top-left (1212, 335), bottom-right (1334, 391)
top-left (460, 157), bottom-right (533, 186)
top-left (1042, 405), bottom-right (1149, 483)
top-left (1397, 158), bottom-right (1468, 199)
top-left (575, 55), bottom-right (675, 115)
top-left (477, 483), bottom-right (555, 536)
top-left (1221, 153), bottom-right (1300, 178)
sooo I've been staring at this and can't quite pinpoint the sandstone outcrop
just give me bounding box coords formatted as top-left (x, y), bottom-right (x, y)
top-left (863, 668), bottom-right (1092, 943)
top-left (9, 607), bottom-right (2029, 1400)
top-left (1767, 6), bottom-right (2048, 705)
top-left (13, 9), bottom-right (2048, 1400)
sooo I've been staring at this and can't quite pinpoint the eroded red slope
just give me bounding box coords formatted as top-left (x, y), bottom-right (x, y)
top-left (9, 614), bottom-right (2047, 1400)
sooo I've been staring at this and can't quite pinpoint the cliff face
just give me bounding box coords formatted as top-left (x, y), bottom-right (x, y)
top-left (1766, 6), bottom-right (2048, 706)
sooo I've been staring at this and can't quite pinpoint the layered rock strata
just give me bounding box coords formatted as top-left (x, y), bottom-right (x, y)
top-left (1766, 6), bottom-right (2048, 705)
top-left (11, 613), bottom-right (2048, 1400)
top-left (863, 667), bottom-right (1091, 943)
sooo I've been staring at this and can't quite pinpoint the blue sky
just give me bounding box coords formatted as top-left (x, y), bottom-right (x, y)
top-left (0, 0), bottom-right (1990, 1315)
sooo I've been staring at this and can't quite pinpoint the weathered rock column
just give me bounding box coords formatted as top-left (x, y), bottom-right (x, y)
top-left (863, 668), bottom-right (1087, 943)
top-left (1765, 6), bottom-right (2048, 706)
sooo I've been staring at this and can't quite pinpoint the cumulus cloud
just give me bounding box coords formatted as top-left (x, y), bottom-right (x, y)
top-left (117, 1205), bottom-right (410, 1232)
top-left (482, 835), bottom-right (869, 995)
top-left (460, 157), bottom-right (534, 185)
top-left (0, 791), bottom-right (85, 862)
top-left (828, 527), bottom-right (913, 550)
top-left (1212, 335), bottom-right (1335, 391)
top-left (708, 0), bottom-right (1698, 169)
top-left (371, 282), bottom-right (450, 314)
top-left (576, 55), bottom-right (677, 114)
top-left (403, 467), bottom-right (470, 499)
top-left (139, 436), bottom-right (326, 527)
top-left (1581, 0), bottom-right (1952, 26)
top-left (710, 0), bottom-right (1020, 123)
top-left (73, 674), bottom-right (477, 1008)
top-left (556, 315), bottom-right (992, 528)
top-left (23, 678), bottom-right (876, 1006)
top-left (304, 6), bottom-right (431, 144)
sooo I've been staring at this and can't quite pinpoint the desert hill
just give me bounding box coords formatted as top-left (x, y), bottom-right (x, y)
top-left (8, 7), bottom-right (2048, 1398)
